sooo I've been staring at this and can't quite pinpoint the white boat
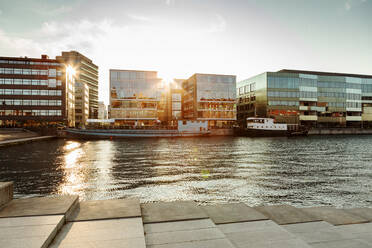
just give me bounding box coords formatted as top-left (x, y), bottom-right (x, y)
top-left (244, 117), bottom-right (288, 137)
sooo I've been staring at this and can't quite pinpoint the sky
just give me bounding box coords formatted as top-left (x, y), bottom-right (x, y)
top-left (0, 0), bottom-right (371, 105)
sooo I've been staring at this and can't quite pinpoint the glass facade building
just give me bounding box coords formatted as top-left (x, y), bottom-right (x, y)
top-left (74, 81), bottom-right (89, 127)
top-left (0, 55), bottom-right (75, 127)
top-left (109, 69), bottom-right (165, 126)
top-left (56, 51), bottom-right (99, 119)
top-left (182, 73), bottom-right (236, 128)
top-left (237, 70), bottom-right (372, 128)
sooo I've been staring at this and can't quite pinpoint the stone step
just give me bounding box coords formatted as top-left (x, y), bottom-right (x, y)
top-left (0, 181), bottom-right (13, 208)
top-left (0, 195), bottom-right (79, 248)
top-left (50, 198), bottom-right (146, 248)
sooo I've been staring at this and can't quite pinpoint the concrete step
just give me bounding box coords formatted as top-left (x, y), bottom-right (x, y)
top-left (50, 198), bottom-right (146, 248)
top-left (0, 181), bottom-right (13, 208)
top-left (0, 195), bottom-right (79, 248)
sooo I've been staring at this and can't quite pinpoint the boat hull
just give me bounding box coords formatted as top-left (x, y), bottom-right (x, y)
top-left (64, 129), bottom-right (210, 139)
top-left (240, 128), bottom-right (288, 137)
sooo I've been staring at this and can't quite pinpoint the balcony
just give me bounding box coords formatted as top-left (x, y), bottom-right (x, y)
top-left (299, 106), bottom-right (309, 111)
top-left (299, 115), bottom-right (318, 121)
top-left (346, 116), bottom-right (362, 121)
top-left (310, 106), bottom-right (326, 112)
top-left (318, 117), bottom-right (345, 123)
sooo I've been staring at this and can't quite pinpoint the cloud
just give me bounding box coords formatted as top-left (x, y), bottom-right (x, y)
top-left (165, 0), bottom-right (175, 6)
top-left (345, 1), bottom-right (352, 10)
top-left (207, 14), bottom-right (227, 33)
top-left (344, 0), bottom-right (368, 11)
top-left (127, 14), bottom-right (151, 22)
top-left (0, 9), bottom-right (2, 15)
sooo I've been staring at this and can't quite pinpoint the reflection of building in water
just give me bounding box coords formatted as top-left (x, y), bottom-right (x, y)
top-left (182, 73), bottom-right (237, 128)
top-left (109, 69), bottom-right (165, 126)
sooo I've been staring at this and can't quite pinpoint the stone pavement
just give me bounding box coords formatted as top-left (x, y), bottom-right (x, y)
top-left (0, 185), bottom-right (372, 248)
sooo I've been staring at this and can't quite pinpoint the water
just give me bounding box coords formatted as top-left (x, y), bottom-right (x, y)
top-left (0, 136), bottom-right (371, 207)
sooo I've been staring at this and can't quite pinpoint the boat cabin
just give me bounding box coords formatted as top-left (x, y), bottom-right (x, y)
top-left (246, 118), bottom-right (287, 131)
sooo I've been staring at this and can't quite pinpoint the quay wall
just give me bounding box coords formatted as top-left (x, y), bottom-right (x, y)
top-left (209, 128), bottom-right (234, 136)
top-left (0, 182), bottom-right (13, 207)
top-left (308, 128), bottom-right (372, 135)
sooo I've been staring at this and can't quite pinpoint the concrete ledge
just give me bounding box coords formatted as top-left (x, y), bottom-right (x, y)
top-left (0, 182), bottom-right (13, 208)
top-left (0, 136), bottom-right (55, 148)
top-left (308, 128), bottom-right (372, 135)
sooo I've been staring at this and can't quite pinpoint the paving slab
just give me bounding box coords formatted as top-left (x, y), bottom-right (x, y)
top-left (254, 205), bottom-right (321, 225)
top-left (218, 220), bottom-right (284, 234)
top-left (0, 215), bottom-right (64, 248)
top-left (144, 219), bottom-right (215, 234)
top-left (141, 201), bottom-right (208, 224)
top-left (344, 208), bottom-right (372, 222)
top-left (301, 207), bottom-right (369, 226)
top-left (145, 227), bottom-right (226, 246)
top-left (67, 198), bottom-right (141, 222)
top-left (220, 223), bottom-right (311, 248)
top-left (0, 195), bottom-right (79, 218)
top-left (0, 181), bottom-right (13, 207)
top-left (310, 239), bottom-right (371, 248)
top-left (202, 203), bottom-right (268, 224)
top-left (147, 238), bottom-right (236, 248)
top-left (282, 221), bottom-right (334, 233)
top-left (50, 217), bottom-right (146, 248)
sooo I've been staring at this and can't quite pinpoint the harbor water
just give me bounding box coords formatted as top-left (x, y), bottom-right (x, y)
top-left (0, 135), bottom-right (371, 207)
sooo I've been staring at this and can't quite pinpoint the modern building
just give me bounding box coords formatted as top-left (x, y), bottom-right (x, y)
top-left (182, 73), bottom-right (237, 128)
top-left (56, 51), bottom-right (99, 119)
top-left (109, 69), bottom-right (166, 126)
top-left (0, 55), bottom-right (75, 127)
top-left (74, 81), bottom-right (89, 127)
top-left (97, 101), bottom-right (107, 119)
top-left (237, 69), bottom-right (372, 128)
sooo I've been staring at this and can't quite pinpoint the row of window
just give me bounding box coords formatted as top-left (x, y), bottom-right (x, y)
top-left (0, 78), bottom-right (62, 86)
top-left (0, 60), bottom-right (60, 66)
top-left (268, 91), bottom-right (299, 98)
top-left (268, 101), bottom-right (300, 106)
top-left (346, 102), bottom-right (362, 108)
top-left (238, 83), bottom-right (256, 95)
top-left (0, 89), bottom-right (62, 96)
top-left (0, 68), bottom-right (62, 76)
top-left (1, 99), bottom-right (62, 106)
top-left (0, 110), bottom-right (62, 116)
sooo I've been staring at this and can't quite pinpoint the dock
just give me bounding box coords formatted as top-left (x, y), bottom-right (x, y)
top-left (0, 182), bottom-right (372, 248)
top-left (0, 136), bottom-right (55, 147)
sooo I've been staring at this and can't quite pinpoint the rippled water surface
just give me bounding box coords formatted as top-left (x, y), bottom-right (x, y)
top-left (0, 136), bottom-right (371, 207)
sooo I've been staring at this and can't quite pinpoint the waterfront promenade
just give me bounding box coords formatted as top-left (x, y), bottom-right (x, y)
top-left (0, 129), bottom-right (55, 147)
top-left (1, 182), bottom-right (372, 248)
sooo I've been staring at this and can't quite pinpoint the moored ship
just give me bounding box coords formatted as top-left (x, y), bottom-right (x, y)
top-left (236, 117), bottom-right (308, 137)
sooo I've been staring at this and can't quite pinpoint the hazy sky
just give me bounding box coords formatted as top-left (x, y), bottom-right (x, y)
top-left (1, 0), bottom-right (371, 104)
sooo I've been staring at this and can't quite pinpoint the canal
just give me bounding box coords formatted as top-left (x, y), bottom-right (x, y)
top-left (0, 135), bottom-right (371, 207)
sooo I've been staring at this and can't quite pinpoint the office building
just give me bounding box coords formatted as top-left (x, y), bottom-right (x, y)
top-left (109, 69), bottom-right (165, 126)
top-left (74, 81), bottom-right (89, 127)
top-left (182, 73), bottom-right (237, 128)
top-left (237, 70), bottom-right (372, 128)
top-left (0, 55), bottom-right (75, 127)
top-left (98, 101), bottom-right (107, 119)
top-left (56, 51), bottom-right (99, 118)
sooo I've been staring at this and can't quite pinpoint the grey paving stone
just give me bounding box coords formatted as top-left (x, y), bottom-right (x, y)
top-left (335, 222), bottom-right (372, 234)
top-left (310, 239), bottom-right (372, 248)
top-left (0, 215), bottom-right (63, 227)
top-left (344, 208), bottom-right (372, 222)
top-left (254, 205), bottom-right (321, 225)
top-left (291, 228), bottom-right (354, 243)
top-left (147, 238), bottom-right (236, 248)
top-left (50, 217), bottom-right (146, 247)
top-left (202, 203), bottom-right (268, 224)
top-left (144, 219), bottom-right (215, 234)
top-left (218, 220), bottom-right (282, 234)
top-left (0, 195), bottom-right (78, 218)
top-left (0, 215), bottom-right (64, 248)
top-left (67, 198), bottom-right (141, 222)
top-left (225, 228), bottom-right (298, 247)
top-left (232, 238), bottom-right (312, 248)
top-left (282, 221), bottom-right (334, 233)
top-left (301, 207), bottom-right (369, 226)
top-left (50, 237), bottom-right (146, 248)
top-left (141, 201), bottom-right (208, 224)
top-left (145, 228), bottom-right (225, 245)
